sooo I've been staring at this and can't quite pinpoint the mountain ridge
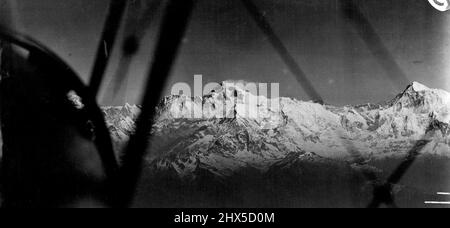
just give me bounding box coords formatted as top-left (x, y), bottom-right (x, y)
top-left (1, 81), bottom-right (449, 178)
top-left (102, 81), bottom-right (450, 180)
top-left (1, 81), bottom-right (450, 207)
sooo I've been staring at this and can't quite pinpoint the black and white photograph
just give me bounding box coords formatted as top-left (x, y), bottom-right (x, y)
top-left (1, 0), bottom-right (450, 215)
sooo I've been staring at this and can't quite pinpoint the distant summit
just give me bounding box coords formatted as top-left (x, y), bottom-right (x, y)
top-left (388, 81), bottom-right (450, 117)
top-left (409, 81), bottom-right (430, 92)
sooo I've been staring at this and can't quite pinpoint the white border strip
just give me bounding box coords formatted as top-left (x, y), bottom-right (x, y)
top-left (437, 192), bottom-right (450, 195)
top-left (425, 201), bottom-right (450, 205)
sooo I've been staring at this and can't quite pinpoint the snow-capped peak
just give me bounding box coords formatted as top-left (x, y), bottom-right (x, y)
top-left (386, 81), bottom-right (450, 115)
top-left (121, 103), bottom-right (140, 119)
top-left (409, 81), bottom-right (430, 92)
top-left (156, 81), bottom-right (282, 124)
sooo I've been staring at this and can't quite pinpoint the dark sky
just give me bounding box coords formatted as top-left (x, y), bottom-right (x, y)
top-left (5, 0), bottom-right (450, 106)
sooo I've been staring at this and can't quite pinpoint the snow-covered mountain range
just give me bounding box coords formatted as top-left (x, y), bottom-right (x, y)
top-left (1, 81), bottom-right (449, 207)
top-left (103, 81), bottom-right (450, 180)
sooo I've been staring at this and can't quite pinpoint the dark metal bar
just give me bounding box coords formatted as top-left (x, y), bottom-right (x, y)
top-left (241, 0), bottom-right (381, 178)
top-left (114, 0), bottom-right (195, 207)
top-left (387, 140), bottom-right (430, 184)
top-left (367, 139), bottom-right (431, 208)
top-left (241, 0), bottom-right (379, 183)
top-left (109, 0), bottom-right (164, 98)
top-left (242, 0), bottom-right (425, 209)
top-left (0, 26), bottom-right (119, 207)
top-left (89, 0), bottom-right (128, 97)
top-left (339, 0), bottom-right (426, 208)
top-left (340, 0), bottom-right (409, 89)
top-left (241, 0), bottom-right (324, 104)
